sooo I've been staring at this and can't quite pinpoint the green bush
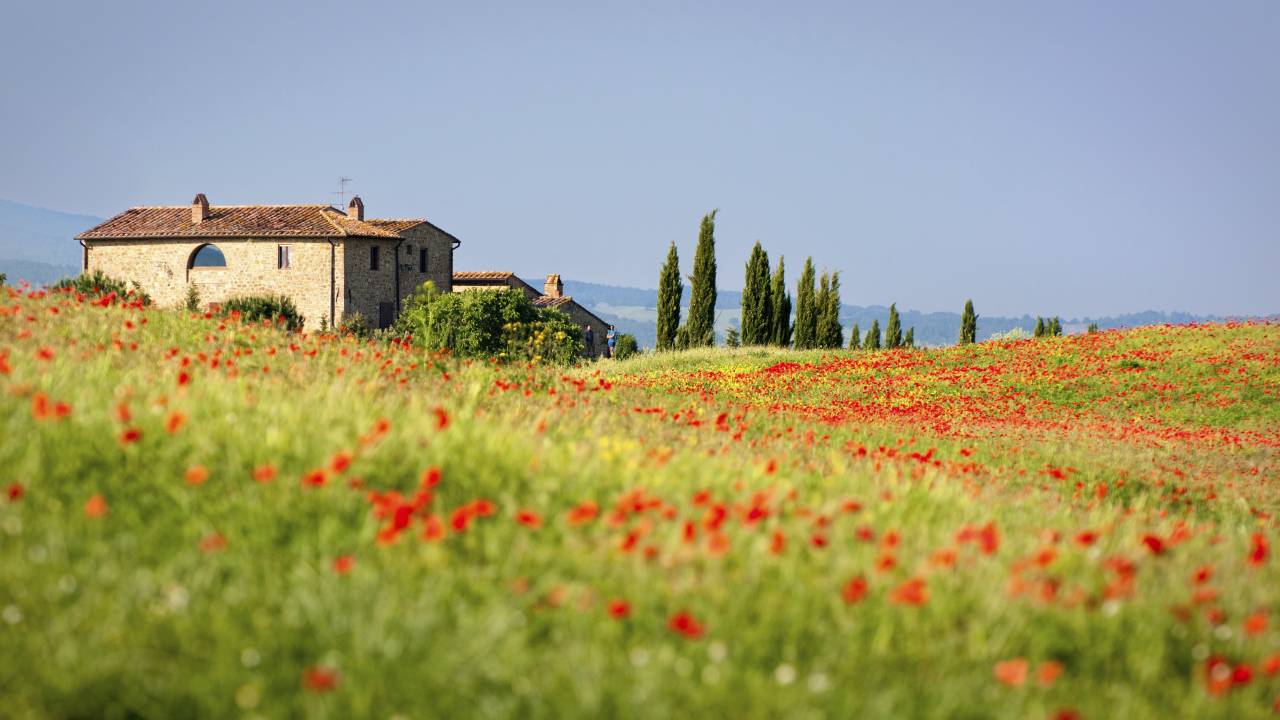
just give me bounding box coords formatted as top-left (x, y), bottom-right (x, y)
top-left (613, 333), bottom-right (640, 359)
top-left (221, 295), bottom-right (304, 332)
top-left (52, 270), bottom-right (151, 304)
top-left (338, 312), bottom-right (373, 340)
top-left (395, 282), bottom-right (582, 363)
top-left (184, 284), bottom-right (201, 312)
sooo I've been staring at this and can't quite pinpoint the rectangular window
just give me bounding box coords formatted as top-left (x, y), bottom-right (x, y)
top-left (370, 246), bottom-right (380, 271)
top-left (419, 247), bottom-right (428, 273)
top-left (277, 245), bottom-right (292, 269)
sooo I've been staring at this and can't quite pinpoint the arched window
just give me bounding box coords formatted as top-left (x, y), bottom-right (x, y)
top-left (189, 244), bottom-right (227, 268)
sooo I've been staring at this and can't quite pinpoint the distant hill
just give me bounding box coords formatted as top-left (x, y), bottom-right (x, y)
top-left (0, 198), bottom-right (1249, 348)
top-left (0, 198), bottom-right (101, 283)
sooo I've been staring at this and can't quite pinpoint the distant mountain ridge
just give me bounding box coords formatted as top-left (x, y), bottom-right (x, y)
top-left (0, 198), bottom-right (1255, 348)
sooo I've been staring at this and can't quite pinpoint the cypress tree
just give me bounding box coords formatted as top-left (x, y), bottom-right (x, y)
top-left (865, 319), bottom-right (881, 350)
top-left (1034, 317), bottom-right (1046, 338)
top-left (1051, 316), bottom-right (1063, 336)
top-left (959, 299), bottom-right (977, 345)
top-left (769, 256), bottom-right (792, 347)
top-left (793, 257), bottom-right (817, 349)
top-left (904, 327), bottom-right (915, 348)
top-left (656, 242), bottom-right (682, 351)
top-left (685, 210), bottom-right (718, 347)
top-left (849, 323), bottom-right (861, 350)
top-left (817, 271), bottom-right (844, 348)
top-left (1087, 322), bottom-right (1099, 334)
top-left (885, 303), bottom-right (902, 349)
top-left (740, 241), bottom-right (771, 345)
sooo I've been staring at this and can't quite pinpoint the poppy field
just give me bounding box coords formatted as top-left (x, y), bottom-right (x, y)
top-left (1, 285), bottom-right (1279, 719)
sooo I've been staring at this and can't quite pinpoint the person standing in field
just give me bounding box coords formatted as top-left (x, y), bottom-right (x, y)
top-left (606, 325), bottom-right (617, 359)
top-left (584, 325), bottom-right (595, 358)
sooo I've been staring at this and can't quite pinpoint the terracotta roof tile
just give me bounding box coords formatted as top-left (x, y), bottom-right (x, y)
top-left (532, 296), bottom-right (574, 308)
top-left (77, 205), bottom-right (431, 240)
top-left (453, 271), bottom-right (516, 281)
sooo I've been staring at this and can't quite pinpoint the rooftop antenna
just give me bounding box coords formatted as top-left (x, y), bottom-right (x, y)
top-left (332, 176), bottom-right (354, 209)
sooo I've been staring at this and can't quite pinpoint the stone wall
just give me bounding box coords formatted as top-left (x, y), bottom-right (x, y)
top-left (85, 237), bottom-right (339, 329)
top-left (340, 225), bottom-right (453, 328)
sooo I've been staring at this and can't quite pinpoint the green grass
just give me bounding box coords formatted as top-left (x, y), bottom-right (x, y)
top-left (1, 291), bottom-right (1278, 718)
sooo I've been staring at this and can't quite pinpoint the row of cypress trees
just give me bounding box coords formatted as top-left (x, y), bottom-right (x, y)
top-left (1034, 316), bottom-right (1063, 337)
top-left (658, 211), bottom-right (924, 352)
top-left (656, 211), bottom-right (719, 351)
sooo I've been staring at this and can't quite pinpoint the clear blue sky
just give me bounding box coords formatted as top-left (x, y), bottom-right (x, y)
top-left (3, 1), bottom-right (1277, 317)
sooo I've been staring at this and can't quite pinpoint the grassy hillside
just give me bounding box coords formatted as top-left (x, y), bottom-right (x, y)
top-left (1, 287), bottom-right (1278, 718)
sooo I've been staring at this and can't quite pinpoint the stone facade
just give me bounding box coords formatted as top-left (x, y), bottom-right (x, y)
top-left (77, 196), bottom-right (459, 331)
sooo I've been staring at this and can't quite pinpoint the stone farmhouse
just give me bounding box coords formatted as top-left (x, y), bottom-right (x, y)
top-left (76, 194), bottom-right (609, 355)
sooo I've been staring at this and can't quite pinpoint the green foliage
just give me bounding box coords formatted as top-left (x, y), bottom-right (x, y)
top-left (793, 257), bottom-right (817, 350)
top-left (849, 323), bottom-right (861, 350)
top-left (613, 333), bottom-right (639, 360)
top-left (394, 282), bottom-right (581, 364)
top-left (1034, 317), bottom-right (1047, 338)
top-left (52, 270), bottom-right (151, 304)
top-left (865, 318), bottom-right (881, 350)
top-left (724, 327), bottom-right (741, 348)
top-left (904, 327), bottom-right (915, 348)
top-left (740, 242), bottom-right (772, 345)
top-left (0, 272), bottom-right (6, 286)
top-left (339, 312), bottom-right (374, 340)
top-left (885, 303), bottom-right (903, 349)
top-left (1088, 322), bottom-right (1100, 334)
top-left (685, 210), bottom-right (718, 348)
top-left (221, 294), bottom-right (304, 332)
top-left (674, 324), bottom-right (691, 351)
top-left (184, 284), bottom-right (201, 312)
top-left (815, 271), bottom-right (844, 349)
top-left (656, 242), bottom-right (683, 351)
top-left (769, 256), bottom-right (792, 347)
top-left (959, 299), bottom-right (978, 345)
top-left (1050, 317), bottom-right (1063, 336)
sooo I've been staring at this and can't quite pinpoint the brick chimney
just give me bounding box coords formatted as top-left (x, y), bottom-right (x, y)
top-left (543, 273), bottom-right (563, 298)
top-left (191, 193), bottom-right (209, 224)
top-left (348, 196), bottom-right (364, 221)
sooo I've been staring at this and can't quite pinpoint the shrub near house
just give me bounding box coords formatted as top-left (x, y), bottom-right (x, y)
top-left (395, 282), bottom-right (582, 364)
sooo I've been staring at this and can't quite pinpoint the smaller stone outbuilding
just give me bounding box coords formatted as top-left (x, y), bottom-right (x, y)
top-left (452, 271), bottom-right (610, 357)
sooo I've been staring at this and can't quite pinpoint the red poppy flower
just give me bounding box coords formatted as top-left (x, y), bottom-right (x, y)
top-left (7, 482), bottom-right (25, 502)
top-left (35, 346), bottom-right (55, 361)
top-left (84, 494), bottom-right (108, 518)
top-left (432, 406), bottom-right (449, 430)
top-left (30, 393), bottom-right (52, 421)
top-left (770, 529), bottom-right (786, 555)
top-left (607, 599), bottom-right (631, 619)
top-left (1074, 530), bottom-right (1098, 546)
top-left (889, 577), bottom-right (929, 606)
top-left (420, 466), bottom-right (442, 489)
top-left (515, 509), bottom-right (542, 529)
top-left (199, 532), bottom-right (227, 553)
top-left (668, 610), bottom-right (704, 639)
top-left (1244, 611), bottom-right (1268, 637)
top-left (165, 411), bottom-right (187, 434)
top-left (177, 371), bottom-right (191, 387)
top-left (185, 465), bottom-right (209, 485)
top-left (302, 666), bottom-right (339, 693)
top-left (567, 500), bottom-right (599, 526)
top-left (119, 427), bottom-right (142, 445)
top-left (421, 514), bottom-right (446, 541)
top-left (253, 464), bottom-right (277, 483)
top-left (332, 555), bottom-right (355, 574)
top-left (115, 403), bottom-right (132, 422)
top-left (1248, 533), bottom-right (1269, 567)
top-left (1141, 534), bottom-right (1165, 555)
top-left (842, 575), bottom-right (868, 605)
top-left (993, 658), bottom-right (1028, 686)
top-left (329, 451), bottom-right (353, 474)
top-left (1037, 661), bottom-right (1064, 687)
top-left (1192, 565), bottom-right (1213, 585)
